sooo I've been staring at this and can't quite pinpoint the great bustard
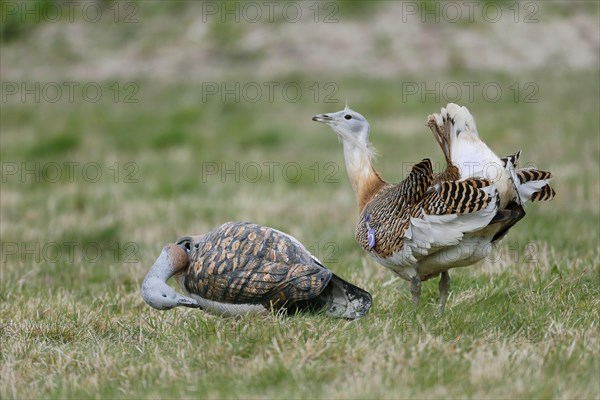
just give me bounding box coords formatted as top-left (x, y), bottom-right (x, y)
top-left (142, 221), bottom-right (372, 319)
top-left (312, 103), bottom-right (554, 313)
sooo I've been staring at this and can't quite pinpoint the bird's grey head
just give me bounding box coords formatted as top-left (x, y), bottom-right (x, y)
top-left (142, 278), bottom-right (199, 310)
top-left (141, 243), bottom-right (200, 310)
top-left (312, 106), bottom-right (370, 146)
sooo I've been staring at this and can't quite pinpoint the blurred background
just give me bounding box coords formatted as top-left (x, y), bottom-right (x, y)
top-left (2, 0), bottom-right (597, 276)
top-left (1, 1), bottom-right (598, 398)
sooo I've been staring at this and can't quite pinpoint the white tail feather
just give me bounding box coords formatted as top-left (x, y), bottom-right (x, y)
top-left (517, 178), bottom-right (553, 203)
top-left (443, 103), bottom-right (479, 138)
top-left (505, 158), bottom-right (522, 205)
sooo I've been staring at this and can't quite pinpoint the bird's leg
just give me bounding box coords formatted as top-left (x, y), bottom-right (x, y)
top-left (438, 271), bottom-right (450, 315)
top-left (410, 276), bottom-right (421, 307)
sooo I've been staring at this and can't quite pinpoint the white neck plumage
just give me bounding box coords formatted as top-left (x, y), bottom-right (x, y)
top-left (339, 136), bottom-right (385, 212)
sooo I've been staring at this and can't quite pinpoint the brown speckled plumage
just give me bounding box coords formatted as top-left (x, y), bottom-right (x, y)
top-left (355, 159), bottom-right (493, 258)
top-left (314, 103), bottom-right (555, 313)
top-left (184, 222), bottom-right (331, 308)
top-left (144, 222), bottom-right (372, 318)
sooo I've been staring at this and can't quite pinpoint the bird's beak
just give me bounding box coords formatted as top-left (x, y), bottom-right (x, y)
top-left (312, 114), bottom-right (333, 124)
top-left (178, 297), bottom-right (201, 308)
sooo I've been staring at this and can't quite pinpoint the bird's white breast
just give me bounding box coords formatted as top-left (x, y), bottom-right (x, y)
top-left (371, 234), bottom-right (493, 281)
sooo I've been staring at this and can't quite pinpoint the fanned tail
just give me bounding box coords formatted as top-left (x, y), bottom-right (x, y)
top-left (530, 184), bottom-right (555, 202)
top-left (515, 168), bottom-right (556, 203)
top-left (501, 151), bottom-right (522, 168)
top-left (423, 104), bottom-right (555, 246)
top-left (427, 104), bottom-right (556, 206)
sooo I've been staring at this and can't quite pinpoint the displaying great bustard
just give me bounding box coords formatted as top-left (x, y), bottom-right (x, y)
top-left (142, 221), bottom-right (372, 319)
top-left (312, 103), bottom-right (554, 313)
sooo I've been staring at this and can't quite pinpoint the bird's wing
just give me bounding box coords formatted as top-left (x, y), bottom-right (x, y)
top-left (354, 160), bottom-right (432, 255)
top-left (184, 222), bottom-right (331, 307)
top-left (397, 158), bottom-right (434, 204)
top-left (357, 170), bottom-right (497, 264)
top-left (421, 177), bottom-right (494, 215)
top-left (397, 179), bottom-right (498, 264)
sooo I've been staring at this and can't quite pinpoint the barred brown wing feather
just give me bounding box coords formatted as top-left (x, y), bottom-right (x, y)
top-left (463, 178), bottom-right (493, 189)
top-left (423, 178), bottom-right (492, 215)
top-left (398, 159), bottom-right (433, 204)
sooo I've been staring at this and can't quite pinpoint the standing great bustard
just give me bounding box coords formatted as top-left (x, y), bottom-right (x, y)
top-left (312, 104), bottom-right (554, 313)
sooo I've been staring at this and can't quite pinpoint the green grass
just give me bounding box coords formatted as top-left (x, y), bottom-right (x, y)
top-left (1, 69), bottom-right (598, 399)
top-left (1, 9), bottom-right (599, 398)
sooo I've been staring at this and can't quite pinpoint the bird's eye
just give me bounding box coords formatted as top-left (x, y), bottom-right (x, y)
top-left (177, 237), bottom-right (192, 252)
top-left (344, 115), bottom-right (352, 120)
top-left (162, 294), bottom-right (167, 298)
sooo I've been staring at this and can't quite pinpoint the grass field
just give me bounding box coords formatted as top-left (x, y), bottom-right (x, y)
top-left (1, 2), bottom-right (599, 399)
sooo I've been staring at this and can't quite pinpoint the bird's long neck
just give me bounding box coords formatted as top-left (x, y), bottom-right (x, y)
top-left (144, 247), bottom-right (176, 284)
top-left (341, 140), bottom-right (385, 212)
top-left (143, 244), bottom-right (188, 284)
top-left (141, 246), bottom-right (177, 306)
